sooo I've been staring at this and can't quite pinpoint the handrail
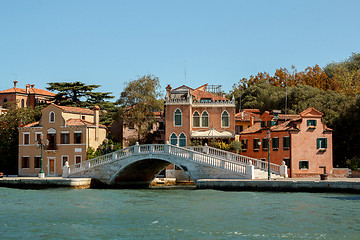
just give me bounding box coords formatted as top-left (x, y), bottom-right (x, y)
top-left (67, 143), bottom-right (248, 177)
top-left (186, 145), bottom-right (281, 175)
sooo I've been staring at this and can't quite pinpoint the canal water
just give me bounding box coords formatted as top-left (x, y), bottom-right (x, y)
top-left (0, 187), bottom-right (359, 240)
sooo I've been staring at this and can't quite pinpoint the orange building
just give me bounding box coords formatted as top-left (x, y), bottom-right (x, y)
top-left (165, 84), bottom-right (235, 146)
top-left (18, 104), bottom-right (107, 177)
top-left (0, 80), bottom-right (55, 108)
top-left (235, 109), bottom-right (261, 140)
top-left (239, 107), bottom-right (333, 178)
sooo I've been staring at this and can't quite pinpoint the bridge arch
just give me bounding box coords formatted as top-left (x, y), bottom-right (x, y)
top-left (109, 155), bottom-right (194, 187)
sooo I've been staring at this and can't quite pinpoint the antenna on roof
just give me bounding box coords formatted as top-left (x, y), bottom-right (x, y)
top-left (285, 77), bottom-right (288, 121)
top-left (184, 60), bottom-right (187, 83)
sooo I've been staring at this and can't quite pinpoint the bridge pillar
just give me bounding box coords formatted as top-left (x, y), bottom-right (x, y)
top-left (134, 142), bottom-right (140, 154)
top-left (246, 160), bottom-right (254, 179)
top-left (165, 141), bottom-right (170, 153)
top-left (280, 161), bottom-right (288, 178)
top-left (204, 143), bottom-right (209, 154)
top-left (62, 161), bottom-right (69, 178)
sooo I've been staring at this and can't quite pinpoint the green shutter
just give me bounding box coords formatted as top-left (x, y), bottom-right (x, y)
top-left (324, 138), bottom-right (327, 149)
top-left (317, 138), bottom-right (320, 149)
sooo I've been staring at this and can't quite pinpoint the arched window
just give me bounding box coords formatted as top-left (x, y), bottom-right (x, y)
top-left (21, 99), bottom-right (25, 108)
top-left (193, 111), bottom-right (200, 127)
top-left (170, 133), bottom-right (178, 145)
top-left (221, 111), bottom-right (229, 128)
top-left (201, 111), bottom-right (209, 128)
top-left (174, 109), bottom-right (182, 126)
top-left (49, 111), bottom-right (55, 123)
top-left (179, 133), bottom-right (187, 147)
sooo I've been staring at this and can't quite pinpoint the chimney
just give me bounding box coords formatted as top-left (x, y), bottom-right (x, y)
top-left (93, 105), bottom-right (100, 141)
top-left (30, 84), bottom-right (35, 88)
top-left (165, 84), bottom-right (172, 99)
top-left (250, 116), bottom-right (254, 126)
top-left (25, 84), bottom-right (30, 94)
top-left (13, 80), bottom-right (18, 88)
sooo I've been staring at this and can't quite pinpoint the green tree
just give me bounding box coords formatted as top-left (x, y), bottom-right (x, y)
top-left (0, 103), bottom-right (36, 174)
top-left (47, 81), bottom-right (116, 126)
top-left (116, 75), bottom-right (163, 143)
top-left (324, 53), bottom-right (360, 97)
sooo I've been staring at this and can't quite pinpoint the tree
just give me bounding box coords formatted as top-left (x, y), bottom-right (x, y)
top-left (47, 81), bottom-right (116, 126)
top-left (116, 75), bottom-right (163, 143)
top-left (324, 53), bottom-right (360, 97)
top-left (0, 103), bottom-right (36, 174)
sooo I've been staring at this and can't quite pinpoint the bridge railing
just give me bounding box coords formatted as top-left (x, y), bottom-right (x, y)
top-left (67, 143), bottom-right (249, 177)
top-left (186, 144), bottom-right (281, 175)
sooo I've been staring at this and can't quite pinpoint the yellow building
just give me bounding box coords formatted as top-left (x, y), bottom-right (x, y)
top-left (18, 104), bottom-right (107, 177)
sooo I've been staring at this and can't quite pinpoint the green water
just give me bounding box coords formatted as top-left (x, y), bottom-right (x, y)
top-left (0, 187), bottom-right (359, 240)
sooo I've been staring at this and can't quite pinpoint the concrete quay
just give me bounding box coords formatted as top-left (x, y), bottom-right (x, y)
top-left (0, 177), bottom-right (91, 189)
top-left (196, 178), bottom-right (360, 193)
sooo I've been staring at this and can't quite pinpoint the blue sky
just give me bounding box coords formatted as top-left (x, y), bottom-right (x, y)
top-left (1, 0), bottom-right (359, 99)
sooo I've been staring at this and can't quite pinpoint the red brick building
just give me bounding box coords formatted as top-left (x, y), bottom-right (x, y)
top-left (165, 84), bottom-right (235, 146)
top-left (0, 80), bottom-right (55, 109)
top-left (239, 107), bottom-right (333, 178)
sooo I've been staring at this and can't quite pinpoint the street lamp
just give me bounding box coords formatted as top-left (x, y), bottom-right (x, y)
top-left (35, 134), bottom-right (49, 178)
top-left (267, 129), bottom-right (271, 180)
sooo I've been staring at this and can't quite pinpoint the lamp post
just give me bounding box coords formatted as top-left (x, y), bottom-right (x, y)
top-left (267, 129), bottom-right (271, 180)
top-left (35, 134), bottom-right (49, 178)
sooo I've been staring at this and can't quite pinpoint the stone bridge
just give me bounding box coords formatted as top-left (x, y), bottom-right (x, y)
top-left (63, 143), bottom-right (287, 187)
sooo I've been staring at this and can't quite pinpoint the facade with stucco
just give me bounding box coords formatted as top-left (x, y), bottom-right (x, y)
top-left (239, 107), bottom-right (333, 178)
top-left (165, 84), bottom-right (236, 146)
top-left (18, 104), bottom-right (106, 177)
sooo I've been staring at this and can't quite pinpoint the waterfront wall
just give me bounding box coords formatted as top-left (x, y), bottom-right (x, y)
top-left (196, 179), bottom-right (360, 193)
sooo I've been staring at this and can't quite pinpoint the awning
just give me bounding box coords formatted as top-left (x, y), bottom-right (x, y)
top-left (191, 128), bottom-right (234, 139)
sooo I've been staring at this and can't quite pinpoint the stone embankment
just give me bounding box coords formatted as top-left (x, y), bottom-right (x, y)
top-left (196, 178), bottom-right (360, 193)
top-left (0, 177), bottom-right (91, 189)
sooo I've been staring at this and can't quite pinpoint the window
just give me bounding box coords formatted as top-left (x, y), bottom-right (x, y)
top-left (23, 133), bottom-right (30, 145)
top-left (34, 156), bottom-right (41, 168)
top-left (307, 120), bottom-right (317, 127)
top-left (221, 111), bottom-right (229, 128)
top-left (170, 133), bottom-right (178, 145)
top-left (82, 116), bottom-right (85, 120)
top-left (75, 156), bottom-right (82, 164)
top-left (22, 156), bottom-right (29, 168)
top-left (47, 133), bottom-right (57, 150)
top-left (235, 125), bottom-right (243, 134)
top-left (299, 161), bottom-right (309, 170)
top-left (179, 133), bottom-right (187, 147)
top-left (61, 133), bottom-right (69, 144)
top-left (128, 122), bottom-right (135, 130)
top-left (262, 138), bottom-right (269, 150)
top-left (62, 156), bottom-right (69, 167)
top-left (261, 121), bottom-right (266, 128)
top-left (174, 109), bottom-right (182, 126)
top-left (253, 138), bottom-right (260, 150)
top-left (267, 121), bottom-right (276, 127)
top-left (35, 133), bottom-right (42, 143)
top-left (317, 138), bottom-right (327, 150)
top-left (201, 111), bottom-right (209, 128)
top-left (49, 111), bottom-right (55, 123)
top-left (283, 158), bottom-right (291, 168)
top-left (283, 136), bottom-right (290, 149)
top-left (272, 137), bottom-right (279, 150)
top-left (193, 111), bottom-right (200, 127)
top-left (74, 132), bottom-right (82, 144)
top-left (241, 139), bottom-right (248, 151)
top-left (21, 99), bottom-right (25, 108)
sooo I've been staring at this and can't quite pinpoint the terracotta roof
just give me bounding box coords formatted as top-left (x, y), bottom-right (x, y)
top-left (190, 89), bottom-right (228, 101)
top-left (277, 114), bottom-right (300, 120)
top-left (300, 107), bottom-right (323, 117)
top-left (235, 111), bottom-right (261, 122)
top-left (66, 119), bottom-right (106, 128)
top-left (55, 105), bottom-right (95, 115)
top-left (270, 120), bottom-right (300, 132)
top-left (21, 121), bottom-right (40, 128)
top-left (0, 87), bottom-right (55, 96)
top-left (240, 122), bottom-right (262, 134)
